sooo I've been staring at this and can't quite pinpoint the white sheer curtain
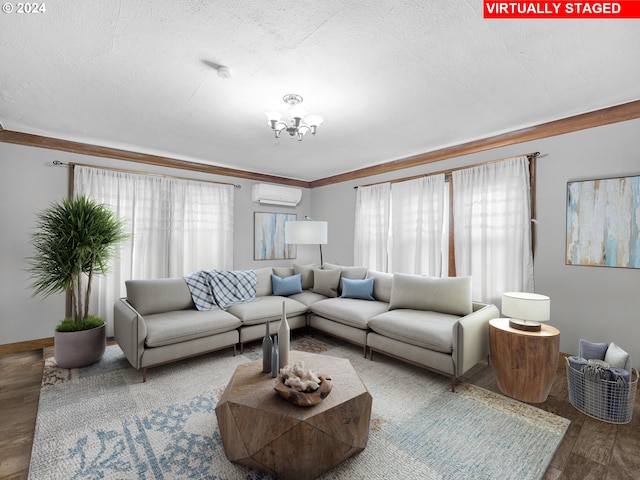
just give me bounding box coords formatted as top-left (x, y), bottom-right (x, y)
top-left (74, 166), bottom-right (234, 334)
top-left (452, 156), bottom-right (534, 305)
top-left (354, 183), bottom-right (390, 271)
top-left (388, 174), bottom-right (446, 275)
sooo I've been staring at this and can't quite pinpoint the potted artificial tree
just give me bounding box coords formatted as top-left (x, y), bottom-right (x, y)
top-left (27, 195), bottom-right (127, 368)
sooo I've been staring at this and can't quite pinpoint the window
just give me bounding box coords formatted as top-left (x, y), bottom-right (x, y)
top-left (354, 155), bottom-right (534, 304)
top-left (74, 166), bottom-right (234, 333)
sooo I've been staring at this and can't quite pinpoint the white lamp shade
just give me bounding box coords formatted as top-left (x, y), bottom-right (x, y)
top-left (303, 114), bottom-right (324, 127)
top-left (287, 103), bottom-right (307, 120)
top-left (502, 292), bottom-right (550, 322)
top-left (285, 221), bottom-right (327, 245)
top-left (265, 110), bottom-right (282, 122)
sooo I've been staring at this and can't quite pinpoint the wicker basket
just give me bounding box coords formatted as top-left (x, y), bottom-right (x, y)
top-left (566, 359), bottom-right (638, 424)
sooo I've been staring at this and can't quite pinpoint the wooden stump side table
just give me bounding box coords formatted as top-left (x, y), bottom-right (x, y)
top-left (489, 318), bottom-right (560, 403)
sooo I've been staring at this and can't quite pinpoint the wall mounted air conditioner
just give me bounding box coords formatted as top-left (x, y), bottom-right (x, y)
top-left (251, 183), bottom-right (302, 207)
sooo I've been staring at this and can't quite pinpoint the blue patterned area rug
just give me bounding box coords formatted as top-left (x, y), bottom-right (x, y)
top-left (29, 334), bottom-right (569, 479)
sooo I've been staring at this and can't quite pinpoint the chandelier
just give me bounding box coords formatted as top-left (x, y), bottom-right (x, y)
top-left (266, 94), bottom-right (323, 141)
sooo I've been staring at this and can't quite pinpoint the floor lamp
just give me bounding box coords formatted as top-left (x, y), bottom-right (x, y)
top-left (285, 217), bottom-right (328, 267)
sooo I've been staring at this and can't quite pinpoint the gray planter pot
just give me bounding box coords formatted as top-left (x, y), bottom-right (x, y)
top-left (54, 323), bottom-right (107, 369)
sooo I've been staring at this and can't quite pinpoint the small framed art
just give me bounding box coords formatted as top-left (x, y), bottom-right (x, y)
top-left (254, 212), bottom-right (297, 260)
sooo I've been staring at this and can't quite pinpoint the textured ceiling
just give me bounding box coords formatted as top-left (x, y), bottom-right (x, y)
top-left (1, 1), bottom-right (639, 181)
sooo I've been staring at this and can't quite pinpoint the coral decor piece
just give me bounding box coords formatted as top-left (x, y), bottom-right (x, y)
top-left (274, 361), bottom-right (333, 407)
top-left (280, 361), bottom-right (321, 392)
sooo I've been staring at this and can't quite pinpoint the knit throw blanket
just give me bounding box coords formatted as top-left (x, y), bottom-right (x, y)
top-left (583, 359), bottom-right (611, 382)
top-left (183, 269), bottom-right (257, 310)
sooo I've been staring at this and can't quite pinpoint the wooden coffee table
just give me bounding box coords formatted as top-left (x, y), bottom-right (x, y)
top-left (215, 350), bottom-right (372, 480)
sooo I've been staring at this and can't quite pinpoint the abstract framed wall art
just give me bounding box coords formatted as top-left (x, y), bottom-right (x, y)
top-left (254, 212), bottom-right (297, 260)
top-left (566, 174), bottom-right (640, 268)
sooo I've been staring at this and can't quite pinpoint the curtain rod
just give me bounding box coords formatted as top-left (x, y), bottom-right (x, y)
top-left (353, 152), bottom-right (540, 189)
top-left (51, 160), bottom-right (242, 189)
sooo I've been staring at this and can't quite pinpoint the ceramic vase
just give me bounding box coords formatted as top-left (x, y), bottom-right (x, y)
top-left (271, 335), bottom-right (279, 378)
top-left (262, 320), bottom-right (272, 373)
top-left (278, 301), bottom-right (290, 369)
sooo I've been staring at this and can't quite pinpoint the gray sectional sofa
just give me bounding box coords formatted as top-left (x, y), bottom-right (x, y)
top-left (114, 264), bottom-right (499, 389)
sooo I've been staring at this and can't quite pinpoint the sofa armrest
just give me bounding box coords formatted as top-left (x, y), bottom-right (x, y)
top-left (114, 298), bottom-right (148, 370)
top-left (453, 302), bottom-right (500, 376)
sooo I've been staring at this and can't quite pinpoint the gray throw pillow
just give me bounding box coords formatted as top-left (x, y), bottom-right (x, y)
top-left (578, 339), bottom-right (609, 361)
top-left (293, 263), bottom-right (316, 290)
top-left (323, 263), bottom-right (368, 293)
top-left (311, 268), bottom-right (341, 298)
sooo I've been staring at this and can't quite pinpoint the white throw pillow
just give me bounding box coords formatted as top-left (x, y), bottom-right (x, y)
top-left (604, 342), bottom-right (629, 369)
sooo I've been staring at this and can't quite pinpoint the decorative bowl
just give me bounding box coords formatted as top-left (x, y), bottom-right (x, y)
top-left (274, 373), bottom-right (332, 407)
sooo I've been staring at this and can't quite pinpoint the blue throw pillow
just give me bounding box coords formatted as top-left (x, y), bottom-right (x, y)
top-left (271, 273), bottom-right (303, 296)
top-left (340, 277), bottom-right (375, 301)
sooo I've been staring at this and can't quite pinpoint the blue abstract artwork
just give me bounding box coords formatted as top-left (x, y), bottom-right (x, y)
top-left (254, 212), bottom-right (297, 260)
top-left (566, 175), bottom-right (640, 268)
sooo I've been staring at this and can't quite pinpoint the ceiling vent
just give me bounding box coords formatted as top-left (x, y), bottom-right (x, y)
top-left (251, 183), bottom-right (302, 207)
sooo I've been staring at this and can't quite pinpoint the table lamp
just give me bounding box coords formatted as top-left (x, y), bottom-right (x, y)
top-left (285, 216), bottom-right (328, 267)
top-left (502, 292), bottom-right (550, 332)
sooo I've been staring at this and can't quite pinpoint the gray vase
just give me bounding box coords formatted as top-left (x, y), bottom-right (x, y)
top-left (54, 323), bottom-right (106, 369)
top-left (262, 320), bottom-right (272, 373)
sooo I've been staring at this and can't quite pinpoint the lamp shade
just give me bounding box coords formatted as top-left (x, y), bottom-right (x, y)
top-left (285, 221), bottom-right (327, 245)
top-left (502, 292), bottom-right (550, 322)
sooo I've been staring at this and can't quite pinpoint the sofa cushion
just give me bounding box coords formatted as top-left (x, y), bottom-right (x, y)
top-left (289, 290), bottom-right (328, 307)
top-left (311, 268), bottom-right (341, 297)
top-left (369, 309), bottom-right (460, 353)
top-left (126, 278), bottom-right (194, 316)
top-left (323, 263), bottom-right (368, 292)
top-left (228, 296), bottom-right (308, 325)
top-left (144, 309), bottom-right (241, 348)
top-left (340, 278), bottom-right (375, 301)
top-left (310, 298), bottom-right (389, 329)
top-left (389, 273), bottom-right (472, 316)
top-left (366, 270), bottom-right (393, 303)
top-left (255, 267), bottom-right (273, 297)
top-left (272, 274), bottom-right (303, 296)
top-left (294, 264), bottom-right (316, 290)
top-left (273, 266), bottom-right (295, 277)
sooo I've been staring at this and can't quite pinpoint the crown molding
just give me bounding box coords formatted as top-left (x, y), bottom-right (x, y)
top-left (309, 99), bottom-right (640, 187)
top-left (0, 130), bottom-right (312, 188)
top-left (2, 99), bottom-right (639, 188)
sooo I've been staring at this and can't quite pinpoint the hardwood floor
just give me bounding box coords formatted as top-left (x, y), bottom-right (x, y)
top-left (1, 347), bottom-right (639, 479)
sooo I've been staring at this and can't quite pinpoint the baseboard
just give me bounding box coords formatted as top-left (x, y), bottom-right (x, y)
top-left (0, 337), bottom-right (54, 355)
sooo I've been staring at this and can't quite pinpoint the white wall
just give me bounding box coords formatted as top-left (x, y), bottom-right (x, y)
top-left (3, 118), bottom-right (639, 363)
top-left (312, 118), bottom-right (640, 366)
top-left (0, 143), bottom-right (312, 344)
top-left (0, 144), bottom-right (68, 344)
